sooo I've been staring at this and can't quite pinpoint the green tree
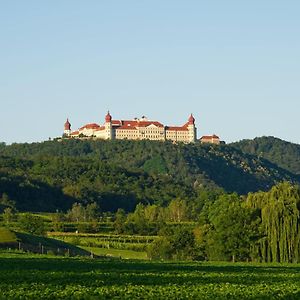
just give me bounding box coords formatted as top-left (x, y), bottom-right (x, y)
top-left (148, 227), bottom-right (196, 260)
top-left (171, 227), bottom-right (195, 260)
top-left (113, 208), bottom-right (127, 234)
top-left (86, 202), bottom-right (100, 221)
top-left (2, 207), bottom-right (14, 224)
top-left (131, 203), bottom-right (148, 234)
top-left (247, 182), bottom-right (300, 263)
top-left (67, 202), bottom-right (85, 222)
top-left (168, 199), bottom-right (188, 222)
top-left (0, 193), bottom-right (16, 212)
top-left (207, 193), bottom-right (256, 262)
top-left (18, 213), bottom-right (46, 236)
top-left (51, 211), bottom-right (65, 231)
top-left (193, 225), bottom-right (210, 261)
top-left (147, 237), bottom-right (173, 260)
top-left (144, 204), bottom-right (160, 222)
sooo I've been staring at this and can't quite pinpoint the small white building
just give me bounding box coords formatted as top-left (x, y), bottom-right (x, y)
top-left (200, 135), bottom-right (221, 144)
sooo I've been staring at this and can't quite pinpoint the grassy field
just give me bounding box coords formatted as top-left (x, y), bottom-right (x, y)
top-left (82, 246), bottom-right (148, 260)
top-left (1, 252), bottom-right (300, 299)
top-left (48, 232), bottom-right (155, 255)
top-left (0, 227), bottom-right (90, 256)
top-left (0, 227), bottom-right (17, 243)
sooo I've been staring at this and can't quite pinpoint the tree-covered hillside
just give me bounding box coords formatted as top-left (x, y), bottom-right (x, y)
top-left (0, 139), bottom-right (298, 212)
top-left (231, 136), bottom-right (300, 175)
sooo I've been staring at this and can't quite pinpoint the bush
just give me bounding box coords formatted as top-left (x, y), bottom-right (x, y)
top-left (147, 227), bottom-right (196, 260)
top-left (171, 227), bottom-right (196, 260)
top-left (17, 214), bottom-right (46, 236)
top-left (147, 237), bottom-right (173, 260)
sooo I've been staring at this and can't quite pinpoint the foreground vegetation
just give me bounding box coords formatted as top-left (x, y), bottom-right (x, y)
top-left (1, 252), bottom-right (300, 299)
top-left (2, 182), bottom-right (300, 263)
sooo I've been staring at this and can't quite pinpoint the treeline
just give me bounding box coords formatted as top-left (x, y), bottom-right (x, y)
top-left (0, 155), bottom-right (199, 212)
top-left (2, 182), bottom-right (300, 263)
top-left (0, 139), bottom-right (299, 213)
top-left (124, 182), bottom-right (300, 263)
top-left (231, 136), bottom-right (300, 175)
top-left (65, 182), bottom-right (300, 263)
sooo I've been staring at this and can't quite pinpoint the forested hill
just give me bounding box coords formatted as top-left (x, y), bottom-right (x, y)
top-left (231, 136), bottom-right (300, 175)
top-left (0, 139), bottom-right (299, 212)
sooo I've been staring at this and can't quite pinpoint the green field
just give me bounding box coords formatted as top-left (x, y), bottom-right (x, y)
top-left (1, 252), bottom-right (300, 299)
top-left (0, 227), bottom-right (17, 243)
top-left (82, 246), bottom-right (148, 260)
top-left (0, 227), bottom-right (90, 256)
top-left (48, 232), bottom-right (155, 255)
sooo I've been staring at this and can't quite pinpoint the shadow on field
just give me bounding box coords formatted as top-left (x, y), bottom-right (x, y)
top-left (1, 257), bottom-right (300, 287)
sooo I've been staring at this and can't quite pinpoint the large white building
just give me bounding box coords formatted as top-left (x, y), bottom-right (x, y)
top-left (64, 112), bottom-right (197, 143)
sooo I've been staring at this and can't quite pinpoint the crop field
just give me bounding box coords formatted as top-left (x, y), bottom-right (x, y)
top-left (48, 232), bottom-right (156, 252)
top-left (1, 252), bottom-right (300, 299)
top-left (47, 233), bottom-right (150, 259)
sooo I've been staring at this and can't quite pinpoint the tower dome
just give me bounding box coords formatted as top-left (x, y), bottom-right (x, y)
top-left (64, 118), bottom-right (71, 130)
top-left (105, 111), bottom-right (112, 123)
top-left (188, 113), bottom-right (195, 125)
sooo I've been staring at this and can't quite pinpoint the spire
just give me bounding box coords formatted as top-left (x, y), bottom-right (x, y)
top-left (64, 118), bottom-right (71, 130)
top-left (105, 111), bottom-right (112, 123)
top-left (188, 113), bottom-right (195, 125)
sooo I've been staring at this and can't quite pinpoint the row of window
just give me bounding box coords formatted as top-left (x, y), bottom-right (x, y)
top-left (117, 134), bottom-right (164, 139)
top-left (139, 131), bottom-right (164, 134)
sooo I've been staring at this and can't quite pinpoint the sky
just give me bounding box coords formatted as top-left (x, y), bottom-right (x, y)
top-left (0, 1), bottom-right (299, 144)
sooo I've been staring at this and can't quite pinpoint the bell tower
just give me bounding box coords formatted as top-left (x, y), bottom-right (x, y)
top-left (105, 111), bottom-right (113, 140)
top-left (64, 118), bottom-right (71, 136)
top-left (187, 114), bottom-right (196, 143)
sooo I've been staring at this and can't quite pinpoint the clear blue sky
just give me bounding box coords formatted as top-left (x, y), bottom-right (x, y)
top-left (0, 1), bottom-right (299, 144)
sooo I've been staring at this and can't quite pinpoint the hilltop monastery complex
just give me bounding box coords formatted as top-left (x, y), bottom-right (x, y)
top-left (63, 112), bottom-right (220, 144)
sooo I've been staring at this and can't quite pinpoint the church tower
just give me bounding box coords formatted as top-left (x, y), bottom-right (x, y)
top-left (64, 118), bottom-right (71, 136)
top-left (187, 114), bottom-right (196, 143)
top-left (105, 111), bottom-right (113, 140)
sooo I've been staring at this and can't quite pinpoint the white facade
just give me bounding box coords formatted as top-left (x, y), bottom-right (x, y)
top-left (64, 113), bottom-right (197, 143)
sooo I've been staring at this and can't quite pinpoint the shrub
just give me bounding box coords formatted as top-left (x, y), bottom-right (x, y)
top-left (17, 214), bottom-right (46, 236)
top-left (147, 237), bottom-right (173, 260)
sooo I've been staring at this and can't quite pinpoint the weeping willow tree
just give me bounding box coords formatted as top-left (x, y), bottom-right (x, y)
top-left (246, 182), bottom-right (300, 263)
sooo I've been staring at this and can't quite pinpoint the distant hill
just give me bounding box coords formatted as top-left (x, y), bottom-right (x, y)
top-left (231, 136), bottom-right (300, 175)
top-left (0, 139), bottom-right (299, 212)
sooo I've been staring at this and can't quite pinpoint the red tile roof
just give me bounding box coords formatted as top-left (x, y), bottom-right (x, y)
top-left (201, 135), bottom-right (220, 139)
top-left (79, 123), bottom-right (100, 130)
top-left (121, 120), bottom-right (138, 127)
top-left (72, 114), bottom-right (195, 135)
top-left (70, 131), bottom-right (79, 135)
top-left (112, 120), bottom-right (122, 126)
top-left (117, 126), bottom-right (137, 130)
top-left (166, 126), bottom-right (189, 131)
top-left (115, 120), bottom-right (164, 128)
top-left (137, 121), bottom-right (164, 128)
